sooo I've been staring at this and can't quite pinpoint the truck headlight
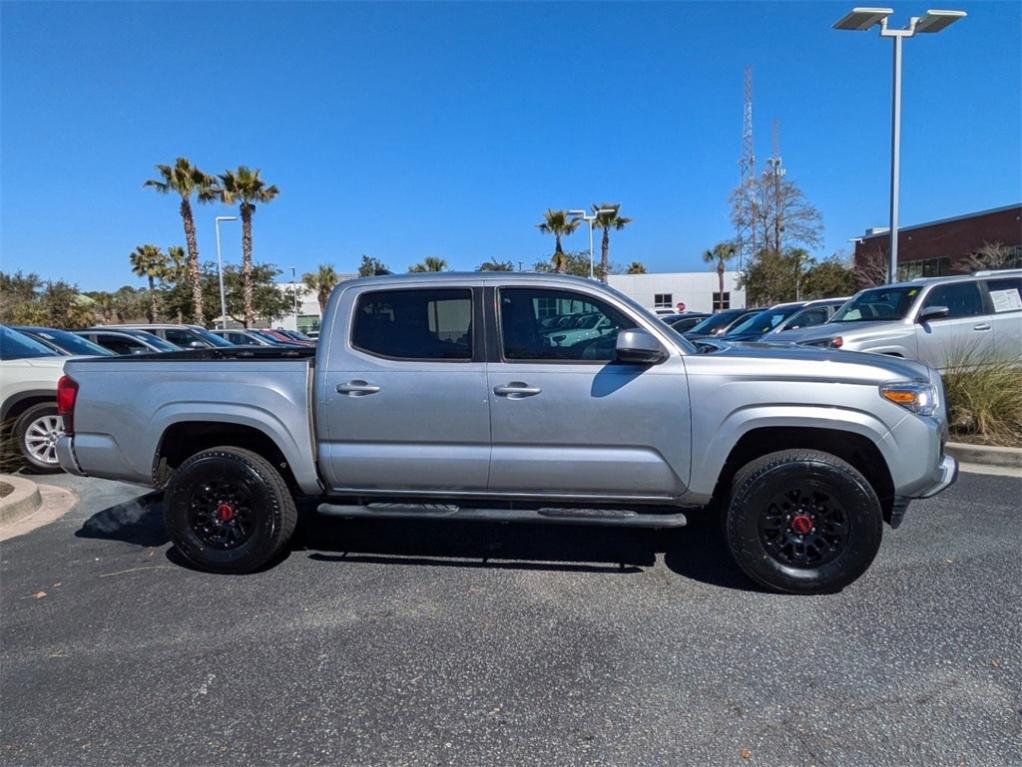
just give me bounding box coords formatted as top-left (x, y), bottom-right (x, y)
top-left (880, 381), bottom-right (939, 416)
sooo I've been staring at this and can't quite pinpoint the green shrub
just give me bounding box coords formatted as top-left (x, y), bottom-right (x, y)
top-left (942, 349), bottom-right (1022, 447)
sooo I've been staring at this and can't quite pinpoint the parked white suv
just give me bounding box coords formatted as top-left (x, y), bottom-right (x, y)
top-left (1, 326), bottom-right (74, 472)
top-left (796, 272), bottom-right (1022, 369)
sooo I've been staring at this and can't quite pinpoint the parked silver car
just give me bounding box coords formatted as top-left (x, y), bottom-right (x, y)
top-left (795, 272), bottom-right (1022, 369)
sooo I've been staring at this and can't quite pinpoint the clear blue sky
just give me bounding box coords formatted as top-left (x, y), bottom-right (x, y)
top-left (2, 1), bottom-right (1019, 291)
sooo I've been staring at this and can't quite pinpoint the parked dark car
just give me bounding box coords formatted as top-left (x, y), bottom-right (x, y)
top-left (274, 328), bottom-right (318, 345)
top-left (683, 308), bottom-right (761, 339)
top-left (210, 329), bottom-right (276, 346)
top-left (114, 324), bottom-right (236, 349)
top-left (660, 312), bottom-right (710, 333)
top-left (12, 326), bottom-right (114, 357)
top-left (75, 328), bottom-right (181, 355)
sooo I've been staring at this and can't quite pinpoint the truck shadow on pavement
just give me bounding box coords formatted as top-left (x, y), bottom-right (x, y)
top-left (73, 494), bottom-right (757, 590)
top-left (74, 491), bottom-right (168, 548)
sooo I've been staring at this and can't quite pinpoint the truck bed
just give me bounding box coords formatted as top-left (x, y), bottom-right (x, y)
top-left (60, 349), bottom-right (320, 493)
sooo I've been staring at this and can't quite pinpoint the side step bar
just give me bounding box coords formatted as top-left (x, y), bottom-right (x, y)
top-left (317, 502), bottom-right (687, 529)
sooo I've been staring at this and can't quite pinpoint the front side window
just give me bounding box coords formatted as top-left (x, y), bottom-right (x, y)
top-left (922, 282), bottom-right (984, 319)
top-left (97, 334), bottom-right (147, 355)
top-left (163, 328), bottom-right (206, 347)
top-left (499, 287), bottom-right (631, 362)
top-left (352, 288), bottom-right (472, 360)
top-left (726, 305), bottom-right (803, 336)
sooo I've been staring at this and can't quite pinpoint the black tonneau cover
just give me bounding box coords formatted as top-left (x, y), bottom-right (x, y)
top-left (79, 345), bottom-right (316, 363)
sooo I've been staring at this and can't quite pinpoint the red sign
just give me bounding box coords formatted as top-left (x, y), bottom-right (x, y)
top-left (676, 301), bottom-right (686, 312)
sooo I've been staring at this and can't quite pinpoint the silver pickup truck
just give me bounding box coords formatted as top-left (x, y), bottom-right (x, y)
top-left (56, 273), bottom-right (957, 593)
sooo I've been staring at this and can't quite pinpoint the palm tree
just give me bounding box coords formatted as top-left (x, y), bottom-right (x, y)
top-left (592, 204), bottom-right (632, 283)
top-left (129, 244), bottom-right (168, 322)
top-left (703, 241), bottom-right (736, 310)
top-left (218, 166), bottom-right (280, 327)
top-left (626, 261), bottom-right (647, 274)
top-left (303, 264), bottom-right (339, 314)
top-left (409, 257), bottom-right (448, 272)
top-left (144, 158), bottom-right (219, 324)
top-left (537, 210), bottom-right (580, 274)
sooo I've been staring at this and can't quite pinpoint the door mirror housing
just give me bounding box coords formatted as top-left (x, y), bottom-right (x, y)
top-left (917, 305), bottom-right (950, 323)
top-left (615, 328), bottom-right (666, 364)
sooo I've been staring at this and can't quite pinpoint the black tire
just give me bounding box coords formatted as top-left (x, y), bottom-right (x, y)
top-left (725, 449), bottom-right (883, 595)
top-left (163, 446), bottom-right (298, 574)
top-left (13, 403), bottom-right (64, 473)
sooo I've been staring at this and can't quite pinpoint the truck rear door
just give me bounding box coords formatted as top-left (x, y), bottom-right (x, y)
top-left (315, 283), bottom-right (491, 493)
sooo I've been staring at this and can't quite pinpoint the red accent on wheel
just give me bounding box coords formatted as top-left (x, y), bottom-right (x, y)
top-left (216, 503), bottom-right (235, 522)
top-left (790, 514), bottom-right (813, 535)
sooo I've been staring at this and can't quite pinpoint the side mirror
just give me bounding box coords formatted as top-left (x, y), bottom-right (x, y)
top-left (615, 328), bottom-right (666, 364)
top-left (917, 305), bottom-right (950, 323)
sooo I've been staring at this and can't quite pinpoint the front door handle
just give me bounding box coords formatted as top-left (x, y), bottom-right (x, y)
top-left (493, 383), bottom-right (542, 398)
top-left (973, 323), bottom-right (992, 331)
top-left (337, 380), bottom-right (381, 396)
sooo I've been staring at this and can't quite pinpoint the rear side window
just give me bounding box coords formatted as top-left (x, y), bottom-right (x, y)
top-left (985, 277), bottom-right (1022, 313)
top-left (352, 288), bottom-right (472, 360)
top-left (922, 282), bottom-right (984, 319)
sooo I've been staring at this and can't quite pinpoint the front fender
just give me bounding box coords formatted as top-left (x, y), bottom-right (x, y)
top-left (686, 403), bottom-right (900, 498)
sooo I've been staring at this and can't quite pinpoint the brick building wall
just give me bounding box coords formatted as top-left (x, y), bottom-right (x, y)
top-left (853, 204), bottom-right (1022, 279)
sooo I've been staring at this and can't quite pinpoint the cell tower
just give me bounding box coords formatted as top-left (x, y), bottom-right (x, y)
top-left (739, 66), bottom-right (755, 184)
top-left (736, 66), bottom-right (755, 270)
top-left (766, 118), bottom-right (785, 179)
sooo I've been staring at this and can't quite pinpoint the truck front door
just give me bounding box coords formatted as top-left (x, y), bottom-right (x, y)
top-left (316, 285), bottom-right (491, 494)
top-left (485, 284), bottom-right (691, 500)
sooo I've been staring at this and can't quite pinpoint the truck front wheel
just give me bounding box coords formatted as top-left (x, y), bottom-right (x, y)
top-left (163, 446), bottom-right (298, 574)
top-left (725, 449), bottom-right (883, 594)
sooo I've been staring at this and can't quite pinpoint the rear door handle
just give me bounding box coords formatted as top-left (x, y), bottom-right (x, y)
top-left (337, 380), bottom-right (381, 396)
top-left (973, 323), bottom-right (992, 331)
top-left (493, 383), bottom-right (542, 398)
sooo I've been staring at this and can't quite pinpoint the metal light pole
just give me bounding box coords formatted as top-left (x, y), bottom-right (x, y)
top-left (290, 266), bottom-right (299, 330)
top-left (833, 7), bottom-right (965, 284)
top-left (214, 216), bottom-right (238, 329)
top-left (568, 208), bottom-right (615, 280)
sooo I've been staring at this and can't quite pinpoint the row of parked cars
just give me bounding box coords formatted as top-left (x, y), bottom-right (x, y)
top-left (1, 323), bottom-right (317, 472)
top-left (657, 270), bottom-right (1021, 370)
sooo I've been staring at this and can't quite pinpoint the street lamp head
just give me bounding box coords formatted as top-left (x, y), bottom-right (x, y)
top-left (915, 9), bottom-right (966, 33)
top-left (567, 209), bottom-right (587, 218)
top-left (596, 207), bottom-right (616, 216)
top-left (216, 215), bottom-right (238, 223)
top-left (833, 7), bottom-right (893, 30)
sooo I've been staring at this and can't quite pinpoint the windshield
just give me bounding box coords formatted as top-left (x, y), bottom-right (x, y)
top-left (190, 327), bottom-right (236, 347)
top-left (123, 330), bottom-right (181, 352)
top-left (24, 328), bottom-right (114, 356)
top-left (686, 309), bottom-right (746, 335)
top-left (0, 326), bottom-right (60, 360)
top-left (725, 305), bottom-right (803, 336)
top-left (831, 286), bottom-right (920, 323)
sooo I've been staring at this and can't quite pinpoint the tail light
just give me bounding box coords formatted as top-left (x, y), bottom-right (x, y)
top-left (57, 375), bottom-right (79, 436)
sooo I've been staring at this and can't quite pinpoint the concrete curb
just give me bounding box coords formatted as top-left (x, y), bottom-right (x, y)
top-left (0, 474), bottom-right (42, 524)
top-left (946, 442), bottom-right (1022, 469)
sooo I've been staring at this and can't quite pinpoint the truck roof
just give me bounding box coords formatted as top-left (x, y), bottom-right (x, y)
top-left (352, 271), bottom-right (600, 286)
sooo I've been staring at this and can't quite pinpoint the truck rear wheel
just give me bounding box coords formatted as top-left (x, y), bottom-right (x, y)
top-left (13, 403), bottom-right (64, 473)
top-left (725, 449), bottom-right (883, 594)
top-left (163, 446), bottom-right (298, 574)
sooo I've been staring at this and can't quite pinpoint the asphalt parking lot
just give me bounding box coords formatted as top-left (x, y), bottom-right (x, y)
top-left (2, 471), bottom-right (1020, 767)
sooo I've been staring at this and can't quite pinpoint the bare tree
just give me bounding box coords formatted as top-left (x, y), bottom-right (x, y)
top-left (852, 246), bottom-right (889, 289)
top-left (729, 171), bottom-right (823, 257)
top-left (954, 241), bottom-right (1020, 274)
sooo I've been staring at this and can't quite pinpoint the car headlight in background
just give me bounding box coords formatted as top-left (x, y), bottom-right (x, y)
top-left (880, 381), bottom-right (939, 416)
top-left (801, 336), bottom-right (843, 348)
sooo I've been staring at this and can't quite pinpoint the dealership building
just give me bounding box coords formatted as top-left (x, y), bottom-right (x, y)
top-left (852, 203), bottom-right (1022, 279)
